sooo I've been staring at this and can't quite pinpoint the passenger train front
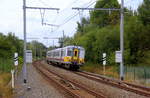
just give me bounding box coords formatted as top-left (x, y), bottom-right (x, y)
top-left (46, 46), bottom-right (85, 70)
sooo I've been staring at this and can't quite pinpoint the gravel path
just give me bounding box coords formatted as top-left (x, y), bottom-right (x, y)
top-left (42, 61), bottom-right (149, 98)
top-left (14, 64), bottom-right (65, 98)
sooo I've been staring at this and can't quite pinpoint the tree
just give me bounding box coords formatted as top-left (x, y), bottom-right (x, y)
top-left (27, 41), bottom-right (47, 58)
top-left (138, 0), bottom-right (150, 25)
top-left (0, 32), bottom-right (23, 58)
top-left (90, 0), bottom-right (120, 27)
top-left (77, 17), bottom-right (90, 35)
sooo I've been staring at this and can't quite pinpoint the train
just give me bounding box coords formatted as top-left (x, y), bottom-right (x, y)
top-left (46, 45), bottom-right (85, 70)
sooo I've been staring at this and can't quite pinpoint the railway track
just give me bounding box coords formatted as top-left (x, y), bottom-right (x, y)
top-left (75, 71), bottom-right (150, 97)
top-left (33, 61), bottom-right (106, 98)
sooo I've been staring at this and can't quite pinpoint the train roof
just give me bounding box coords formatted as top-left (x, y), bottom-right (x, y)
top-left (47, 45), bottom-right (84, 53)
top-left (64, 45), bottom-right (84, 49)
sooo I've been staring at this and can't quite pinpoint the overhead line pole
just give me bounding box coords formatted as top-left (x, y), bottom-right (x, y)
top-left (72, 0), bottom-right (124, 80)
top-left (23, 0), bottom-right (27, 84)
top-left (120, 0), bottom-right (124, 81)
top-left (23, 0), bottom-right (59, 84)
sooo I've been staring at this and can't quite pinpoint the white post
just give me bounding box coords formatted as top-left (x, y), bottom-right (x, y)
top-left (14, 53), bottom-right (18, 66)
top-left (14, 52), bottom-right (18, 80)
top-left (103, 53), bottom-right (106, 75)
top-left (11, 70), bottom-right (15, 89)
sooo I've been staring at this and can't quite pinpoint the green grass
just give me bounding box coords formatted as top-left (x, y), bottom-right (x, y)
top-left (81, 62), bottom-right (150, 86)
top-left (81, 62), bottom-right (120, 78)
top-left (0, 73), bottom-right (12, 98)
top-left (0, 58), bottom-right (13, 73)
top-left (0, 57), bottom-right (23, 97)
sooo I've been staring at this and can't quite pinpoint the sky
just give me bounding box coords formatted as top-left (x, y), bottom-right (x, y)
top-left (0, 0), bottom-right (143, 47)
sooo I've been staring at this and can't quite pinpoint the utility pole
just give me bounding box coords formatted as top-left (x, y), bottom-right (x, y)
top-left (120, 0), bottom-right (124, 80)
top-left (23, 0), bottom-right (27, 84)
top-left (23, 0), bottom-right (59, 84)
top-left (72, 0), bottom-right (124, 80)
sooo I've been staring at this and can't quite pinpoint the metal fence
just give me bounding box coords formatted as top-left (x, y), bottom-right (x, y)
top-left (124, 66), bottom-right (150, 86)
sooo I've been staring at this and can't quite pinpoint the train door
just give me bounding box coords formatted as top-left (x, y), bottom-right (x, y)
top-left (73, 48), bottom-right (79, 62)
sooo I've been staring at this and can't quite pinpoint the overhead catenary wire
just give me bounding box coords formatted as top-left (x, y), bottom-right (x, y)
top-left (51, 0), bottom-right (97, 33)
top-left (52, 0), bottom-right (97, 25)
top-left (37, 0), bottom-right (52, 7)
top-left (52, 0), bottom-right (80, 24)
top-left (59, 0), bottom-right (80, 13)
top-left (37, 0), bottom-right (97, 29)
top-left (60, 0), bottom-right (97, 25)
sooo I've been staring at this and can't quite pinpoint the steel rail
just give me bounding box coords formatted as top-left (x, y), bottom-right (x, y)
top-left (80, 71), bottom-right (150, 92)
top-left (39, 61), bottom-right (106, 98)
top-left (33, 62), bottom-right (81, 98)
top-left (76, 71), bottom-right (150, 97)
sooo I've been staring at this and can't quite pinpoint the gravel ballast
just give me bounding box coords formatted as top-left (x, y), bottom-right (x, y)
top-left (14, 64), bottom-right (65, 98)
top-left (42, 61), bottom-right (149, 98)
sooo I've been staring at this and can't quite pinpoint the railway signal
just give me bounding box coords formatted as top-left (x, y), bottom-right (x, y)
top-left (72, 0), bottom-right (125, 80)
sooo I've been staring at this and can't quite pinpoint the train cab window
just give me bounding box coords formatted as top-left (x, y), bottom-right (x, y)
top-left (67, 50), bottom-right (73, 56)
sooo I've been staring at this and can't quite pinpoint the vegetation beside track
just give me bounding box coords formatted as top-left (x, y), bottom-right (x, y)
top-left (63, 0), bottom-right (150, 66)
top-left (81, 62), bottom-right (119, 78)
top-left (0, 33), bottom-right (46, 97)
top-left (81, 62), bottom-right (150, 86)
top-left (63, 0), bottom-right (150, 86)
top-left (0, 73), bottom-right (12, 98)
top-left (0, 57), bottom-right (23, 98)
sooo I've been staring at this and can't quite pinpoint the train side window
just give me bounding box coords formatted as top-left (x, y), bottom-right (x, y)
top-left (57, 51), bottom-right (59, 57)
top-left (54, 52), bottom-right (56, 57)
top-left (61, 50), bottom-right (63, 57)
top-left (63, 50), bottom-right (65, 56)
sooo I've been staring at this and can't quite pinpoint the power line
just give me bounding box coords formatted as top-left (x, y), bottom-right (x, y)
top-left (61, 0), bottom-right (97, 23)
top-left (52, 0), bottom-right (81, 24)
top-left (51, 0), bottom-right (97, 33)
top-left (54, 0), bottom-right (97, 24)
top-left (51, 0), bottom-right (80, 22)
top-left (60, 12), bottom-right (79, 26)
top-left (59, 0), bottom-right (80, 13)
top-left (37, 0), bottom-right (52, 7)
